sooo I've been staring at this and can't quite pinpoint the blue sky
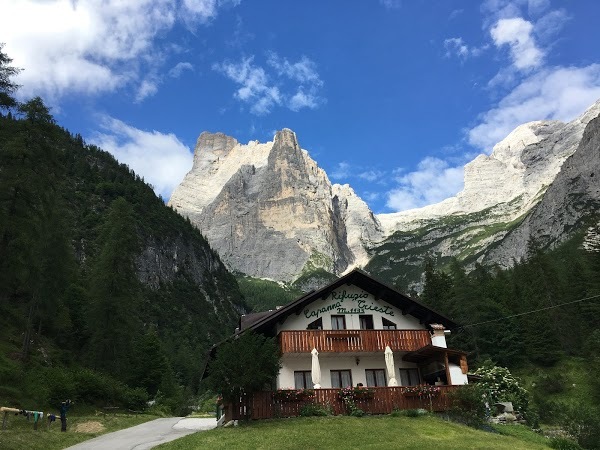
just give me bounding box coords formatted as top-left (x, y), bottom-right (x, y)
top-left (3, 0), bottom-right (600, 213)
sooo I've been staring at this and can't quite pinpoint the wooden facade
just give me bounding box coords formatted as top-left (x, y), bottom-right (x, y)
top-left (278, 329), bottom-right (431, 354)
top-left (224, 386), bottom-right (459, 421)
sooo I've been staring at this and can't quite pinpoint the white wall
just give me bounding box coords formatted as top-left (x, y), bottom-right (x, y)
top-left (277, 285), bottom-right (424, 332)
top-left (278, 354), bottom-right (420, 389)
top-left (449, 364), bottom-right (468, 385)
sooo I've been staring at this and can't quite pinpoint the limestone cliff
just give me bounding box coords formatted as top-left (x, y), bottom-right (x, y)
top-left (367, 99), bottom-right (600, 289)
top-left (169, 129), bottom-right (383, 282)
top-left (170, 99), bottom-right (600, 289)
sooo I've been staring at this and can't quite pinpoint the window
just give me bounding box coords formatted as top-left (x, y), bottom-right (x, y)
top-left (294, 371), bottom-right (314, 389)
top-left (330, 370), bottom-right (352, 388)
top-left (399, 368), bottom-right (420, 386)
top-left (382, 318), bottom-right (397, 330)
top-left (359, 315), bottom-right (374, 330)
top-left (331, 315), bottom-right (346, 330)
top-left (365, 369), bottom-right (386, 387)
top-left (307, 318), bottom-right (322, 330)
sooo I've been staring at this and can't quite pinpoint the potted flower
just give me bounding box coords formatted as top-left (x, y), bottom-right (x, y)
top-left (273, 388), bottom-right (315, 402)
top-left (403, 385), bottom-right (441, 397)
top-left (338, 386), bottom-right (375, 400)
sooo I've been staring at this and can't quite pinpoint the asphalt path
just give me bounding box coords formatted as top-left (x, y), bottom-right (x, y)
top-left (65, 417), bottom-right (217, 450)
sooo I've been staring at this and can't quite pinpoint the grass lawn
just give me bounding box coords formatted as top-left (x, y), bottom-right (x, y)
top-left (156, 415), bottom-right (551, 450)
top-left (0, 412), bottom-right (159, 450)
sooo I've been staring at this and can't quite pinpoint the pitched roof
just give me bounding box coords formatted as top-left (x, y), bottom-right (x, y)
top-left (242, 268), bottom-right (459, 333)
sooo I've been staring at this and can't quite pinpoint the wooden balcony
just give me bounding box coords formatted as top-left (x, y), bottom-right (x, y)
top-left (278, 329), bottom-right (431, 354)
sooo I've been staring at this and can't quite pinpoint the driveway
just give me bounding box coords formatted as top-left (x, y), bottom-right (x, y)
top-left (65, 417), bottom-right (217, 450)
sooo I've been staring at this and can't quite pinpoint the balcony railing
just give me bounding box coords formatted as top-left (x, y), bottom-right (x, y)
top-left (278, 329), bottom-right (431, 354)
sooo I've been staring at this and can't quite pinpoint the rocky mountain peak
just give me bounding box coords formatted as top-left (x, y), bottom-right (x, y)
top-left (273, 128), bottom-right (300, 150)
top-left (169, 128), bottom-right (382, 282)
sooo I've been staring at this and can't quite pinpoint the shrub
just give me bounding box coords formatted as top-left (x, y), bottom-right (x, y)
top-left (448, 384), bottom-right (487, 427)
top-left (549, 437), bottom-right (584, 450)
top-left (350, 408), bottom-right (365, 417)
top-left (474, 362), bottom-right (529, 414)
top-left (299, 402), bottom-right (330, 417)
top-left (563, 405), bottom-right (600, 449)
top-left (122, 387), bottom-right (149, 411)
top-left (535, 372), bottom-right (567, 395)
top-left (391, 408), bottom-right (427, 417)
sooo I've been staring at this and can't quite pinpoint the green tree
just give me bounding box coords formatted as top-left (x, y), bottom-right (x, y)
top-left (87, 197), bottom-right (141, 377)
top-left (206, 331), bottom-right (281, 405)
top-left (0, 43), bottom-right (20, 111)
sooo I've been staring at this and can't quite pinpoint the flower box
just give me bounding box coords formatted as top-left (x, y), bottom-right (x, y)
top-left (402, 385), bottom-right (441, 397)
top-left (273, 388), bottom-right (315, 402)
top-left (338, 386), bottom-right (375, 400)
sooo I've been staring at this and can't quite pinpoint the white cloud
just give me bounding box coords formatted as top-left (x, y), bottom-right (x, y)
top-left (0, 0), bottom-right (239, 102)
top-left (386, 158), bottom-right (464, 212)
top-left (267, 53), bottom-right (322, 85)
top-left (213, 57), bottom-right (282, 115)
top-left (469, 64), bottom-right (600, 150)
top-left (135, 78), bottom-right (160, 103)
top-left (444, 38), bottom-right (487, 59)
top-left (182, 0), bottom-right (241, 24)
top-left (379, 0), bottom-right (401, 9)
top-left (90, 117), bottom-right (193, 199)
top-left (534, 9), bottom-right (569, 41)
top-left (527, 0), bottom-right (550, 17)
top-left (491, 17), bottom-right (544, 70)
top-left (214, 53), bottom-right (324, 114)
top-left (330, 162), bottom-right (351, 180)
top-left (289, 90), bottom-right (319, 111)
top-left (168, 62), bottom-right (194, 78)
top-left (358, 170), bottom-right (385, 182)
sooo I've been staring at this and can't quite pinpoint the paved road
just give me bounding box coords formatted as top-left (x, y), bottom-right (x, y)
top-left (65, 417), bottom-right (217, 450)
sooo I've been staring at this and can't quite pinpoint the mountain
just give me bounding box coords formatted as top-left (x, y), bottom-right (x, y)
top-left (170, 99), bottom-right (600, 290)
top-left (169, 129), bottom-right (383, 286)
top-left (0, 105), bottom-right (246, 407)
top-left (369, 99), bottom-right (600, 289)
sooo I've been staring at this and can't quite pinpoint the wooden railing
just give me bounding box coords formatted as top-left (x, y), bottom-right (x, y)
top-left (225, 386), bottom-right (460, 420)
top-left (278, 329), bottom-right (431, 353)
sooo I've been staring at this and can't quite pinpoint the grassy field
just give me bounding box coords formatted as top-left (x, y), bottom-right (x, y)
top-left (156, 415), bottom-right (551, 450)
top-left (0, 411), bottom-right (159, 450)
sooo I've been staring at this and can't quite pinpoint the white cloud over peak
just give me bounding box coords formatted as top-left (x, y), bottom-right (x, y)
top-left (464, 2), bottom-right (600, 152)
top-left (214, 53), bottom-right (324, 114)
top-left (90, 117), bottom-right (193, 200)
top-left (490, 17), bottom-right (544, 70)
top-left (0, 0), bottom-right (239, 103)
top-left (330, 162), bottom-right (351, 180)
top-left (212, 57), bottom-right (282, 114)
top-left (386, 158), bottom-right (464, 212)
top-left (469, 64), bottom-right (600, 150)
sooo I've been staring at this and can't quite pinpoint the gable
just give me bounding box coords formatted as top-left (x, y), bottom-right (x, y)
top-left (278, 284), bottom-right (423, 331)
top-left (245, 269), bottom-right (458, 334)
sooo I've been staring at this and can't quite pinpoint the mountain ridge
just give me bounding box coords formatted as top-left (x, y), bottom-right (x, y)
top-left (169, 98), bottom-right (600, 288)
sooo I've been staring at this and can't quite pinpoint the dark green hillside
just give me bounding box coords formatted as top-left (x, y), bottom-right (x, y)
top-left (0, 94), bottom-right (246, 410)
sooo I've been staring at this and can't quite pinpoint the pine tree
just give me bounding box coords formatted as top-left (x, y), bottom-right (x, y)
top-left (87, 197), bottom-right (141, 377)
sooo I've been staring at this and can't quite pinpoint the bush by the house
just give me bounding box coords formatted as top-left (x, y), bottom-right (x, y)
top-left (299, 402), bottom-right (330, 417)
top-left (474, 362), bottom-right (529, 414)
top-left (448, 383), bottom-right (488, 427)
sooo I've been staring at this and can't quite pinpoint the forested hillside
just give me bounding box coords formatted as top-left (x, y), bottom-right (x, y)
top-left (0, 78), bottom-right (246, 411)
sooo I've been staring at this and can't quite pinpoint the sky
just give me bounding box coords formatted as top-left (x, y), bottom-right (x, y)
top-left (2, 0), bottom-right (600, 213)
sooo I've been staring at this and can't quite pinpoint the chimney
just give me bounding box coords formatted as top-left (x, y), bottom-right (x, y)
top-left (430, 324), bottom-right (447, 348)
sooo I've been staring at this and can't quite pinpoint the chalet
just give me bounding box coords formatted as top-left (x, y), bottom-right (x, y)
top-left (212, 269), bottom-right (469, 419)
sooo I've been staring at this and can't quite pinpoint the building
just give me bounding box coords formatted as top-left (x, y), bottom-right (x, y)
top-left (209, 269), bottom-right (469, 420)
